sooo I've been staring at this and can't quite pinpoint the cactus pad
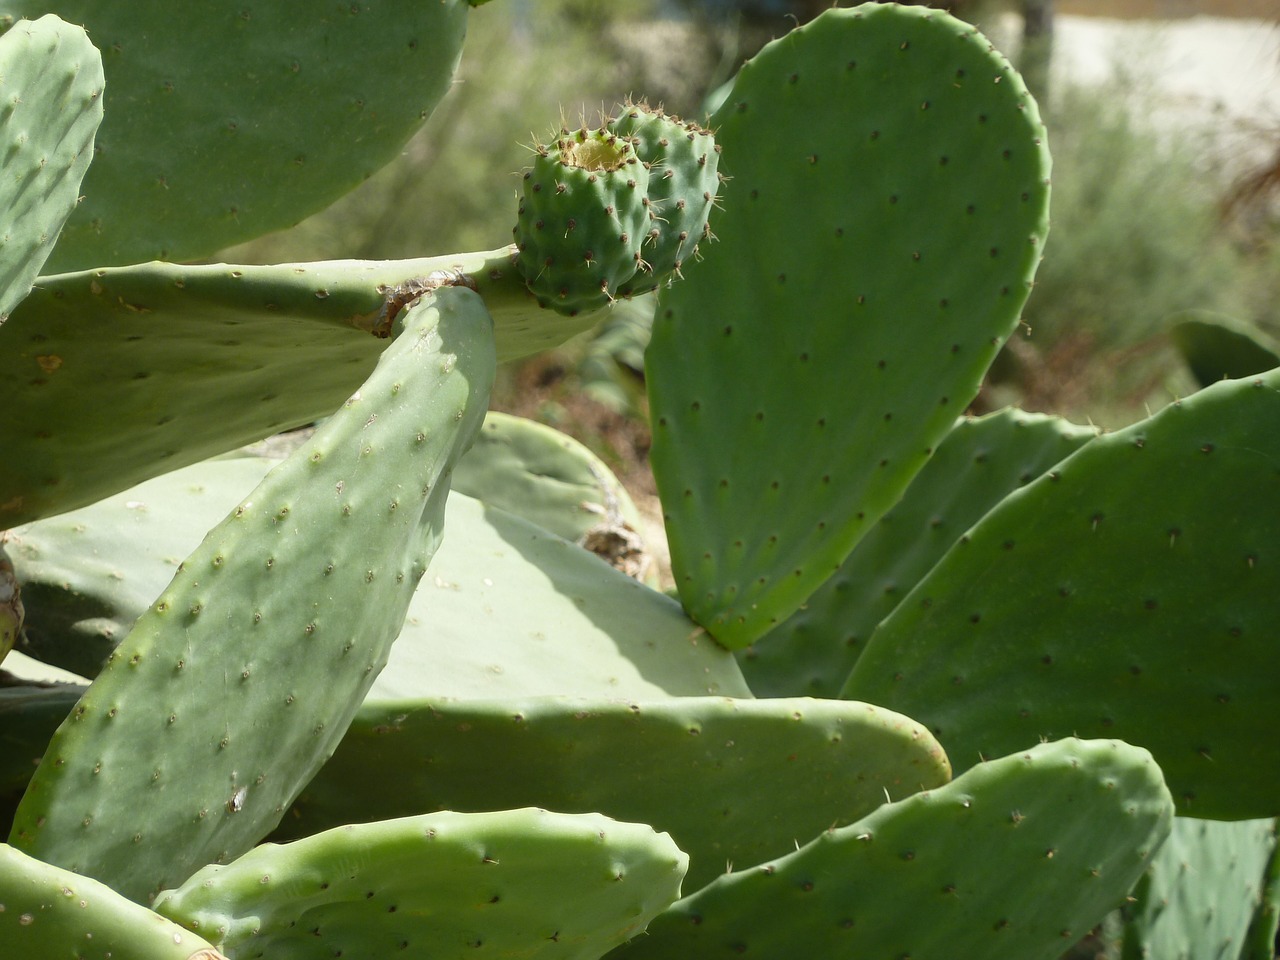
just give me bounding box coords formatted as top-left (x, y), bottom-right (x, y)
top-left (0, 842), bottom-right (222, 960)
top-left (276, 696), bottom-right (951, 891)
top-left (614, 738), bottom-right (1173, 960)
top-left (647, 4), bottom-right (1052, 647)
top-left (1121, 817), bottom-right (1277, 960)
top-left (514, 127), bottom-right (650, 314)
top-left (0, 15), bottom-right (102, 322)
top-left (1168, 310), bottom-right (1280, 387)
top-left (9, 287), bottom-right (496, 903)
top-left (3, 0), bottom-right (471, 271)
top-left (0, 248), bottom-right (602, 527)
top-left (154, 809), bottom-right (686, 960)
top-left (608, 100), bottom-right (720, 297)
top-left (844, 371), bottom-right (1280, 819)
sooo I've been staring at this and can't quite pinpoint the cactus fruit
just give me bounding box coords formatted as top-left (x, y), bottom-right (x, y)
top-left (514, 126), bottom-right (651, 315)
top-left (1, 0), bottom-right (472, 272)
top-left (0, 842), bottom-right (223, 960)
top-left (739, 410), bottom-right (1097, 698)
top-left (843, 370), bottom-right (1280, 819)
top-left (8, 286), bottom-right (497, 903)
top-left (612, 738), bottom-right (1173, 960)
top-left (275, 696), bottom-right (951, 891)
top-left (646, 4), bottom-right (1053, 647)
top-left (0, 15), bottom-right (103, 322)
top-left (1120, 817), bottom-right (1277, 960)
top-left (608, 100), bottom-right (721, 297)
top-left (154, 809), bottom-right (686, 960)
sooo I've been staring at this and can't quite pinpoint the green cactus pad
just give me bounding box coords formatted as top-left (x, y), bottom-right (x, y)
top-left (1168, 310), bottom-right (1280, 388)
top-left (740, 410), bottom-right (1096, 698)
top-left (514, 127), bottom-right (651, 314)
top-left (1, 1), bottom-right (470, 271)
top-left (452, 411), bottom-right (645, 544)
top-left (612, 738), bottom-right (1173, 960)
top-left (154, 808), bottom-right (685, 960)
top-left (0, 15), bottom-right (102, 323)
top-left (1121, 817), bottom-right (1276, 960)
top-left (608, 100), bottom-right (720, 297)
top-left (9, 456), bottom-right (745, 699)
top-left (369, 493), bottom-right (749, 701)
top-left (8, 286), bottom-right (496, 904)
top-left (0, 248), bottom-right (602, 527)
top-left (0, 842), bottom-right (222, 960)
top-left (647, 4), bottom-right (1052, 647)
top-left (275, 696), bottom-right (950, 891)
top-left (843, 371), bottom-right (1280, 819)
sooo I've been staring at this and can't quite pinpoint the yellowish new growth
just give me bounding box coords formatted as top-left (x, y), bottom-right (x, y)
top-left (563, 134), bottom-right (627, 172)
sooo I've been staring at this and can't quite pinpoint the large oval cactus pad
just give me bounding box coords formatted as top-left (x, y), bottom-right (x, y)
top-left (612, 739), bottom-right (1173, 960)
top-left (1, 0), bottom-right (471, 271)
top-left (155, 809), bottom-right (685, 960)
top-left (844, 371), bottom-right (1280, 819)
top-left (0, 15), bottom-right (102, 322)
top-left (0, 248), bottom-right (602, 527)
top-left (647, 5), bottom-right (1051, 647)
top-left (275, 696), bottom-right (950, 892)
top-left (9, 287), bottom-right (497, 903)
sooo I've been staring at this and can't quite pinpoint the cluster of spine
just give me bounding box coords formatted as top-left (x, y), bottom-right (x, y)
top-left (513, 103), bottom-right (720, 315)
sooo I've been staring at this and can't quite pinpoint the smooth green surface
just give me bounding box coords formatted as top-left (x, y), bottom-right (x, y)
top-left (155, 809), bottom-right (685, 960)
top-left (9, 287), bottom-right (496, 904)
top-left (845, 371), bottom-right (1280, 819)
top-left (0, 15), bottom-right (102, 321)
top-left (1121, 817), bottom-right (1276, 960)
top-left (740, 410), bottom-right (1096, 698)
top-left (648, 4), bottom-right (1052, 646)
top-left (612, 738), bottom-right (1173, 960)
top-left (0, 842), bottom-right (220, 960)
top-left (277, 696), bottom-right (950, 891)
top-left (0, 249), bottom-right (602, 527)
top-left (9, 456), bottom-right (746, 698)
top-left (0, 0), bottom-right (470, 270)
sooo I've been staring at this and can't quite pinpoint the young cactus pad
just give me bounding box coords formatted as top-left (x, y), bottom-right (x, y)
top-left (646, 4), bottom-right (1052, 647)
top-left (0, 842), bottom-right (223, 960)
top-left (153, 809), bottom-right (687, 960)
top-left (8, 286), bottom-right (497, 904)
top-left (611, 738), bottom-right (1173, 960)
top-left (844, 370), bottom-right (1280, 819)
top-left (514, 126), bottom-right (651, 314)
top-left (3, 0), bottom-right (472, 271)
top-left (0, 15), bottom-right (103, 322)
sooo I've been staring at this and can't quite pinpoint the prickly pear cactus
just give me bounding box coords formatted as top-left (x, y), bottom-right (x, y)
top-left (0, 842), bottom-right (223, 960)
top-left (647, 4), bottom-right (1052, 647)
top-left (843, 370), bottom-right (1280, 819)
top-left (614, 739), bottom-right (1173, 960)
top-left (607, 100), bottom-right (721, 297)
top-left (154, 809), bottom-right (686, 960)
top-left (9, 286), bottom-right (497, 903)
top-left (514, 126), bottom-right (651, 315)
top-left (0, 0), bottom-right (472, 270)
top-left (0, 14), bottom-right (102, 321)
